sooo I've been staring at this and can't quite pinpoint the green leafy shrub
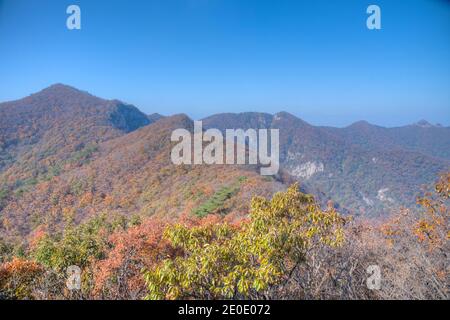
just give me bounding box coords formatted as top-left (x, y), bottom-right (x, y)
top-left (144, 184), bottom-right (345, 300)
top-left (33, 215), bottom-right (110, 271)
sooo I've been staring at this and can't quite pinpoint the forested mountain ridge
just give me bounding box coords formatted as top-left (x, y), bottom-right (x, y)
top-left (0, 85), bottom-right (448, 300)
top-left (0, 84), bottom-right (151, 189)
top-left (1, 85), bottom-right (448, 242)
top-left (326, 119), bottom-right (450, 159)
top-left (0, 88), bottom-right (283, 241)
top-left (203, 112), bottom-right (450, 215)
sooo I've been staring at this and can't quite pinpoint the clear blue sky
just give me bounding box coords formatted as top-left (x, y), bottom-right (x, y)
top-left (0, 0), bottom-right (449, 127)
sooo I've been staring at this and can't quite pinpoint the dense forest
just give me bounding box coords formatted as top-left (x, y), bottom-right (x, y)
top-left (0, 173), bottom-right (448, 300)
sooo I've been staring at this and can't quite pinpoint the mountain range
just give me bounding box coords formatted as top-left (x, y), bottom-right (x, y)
top-left (203, 112), bottom-right (450, 215)
top-left (0, 85), bottom-right (282, 242)
top-left (0, 84), bottom-right (448, 241)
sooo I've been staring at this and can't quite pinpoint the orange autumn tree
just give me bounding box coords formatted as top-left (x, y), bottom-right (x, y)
top-left (0, 257), bottom-right (45, 299)
top-left (415, 172), bottom-right (449, 247)
top-left (92, 217), bottom-right (170, 299)
top-left (371, 172), bottom-right (449, 299)
top-left (92, 214), bottom-right (225, 299)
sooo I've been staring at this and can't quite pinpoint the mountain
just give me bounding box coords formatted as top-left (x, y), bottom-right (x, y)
top-left (202, 112), bottom-right (274, 131)
top-left (147, 113), bottom-right (165, 123)
top-left (203, 112), bottom-right (450, 215)
top-left (1, 85), bottom-right (448, 241)
top-left (327, 120), bottom-right (450, 160)
top-left (0, 84), bottom-right (152, 180)
top-left (0, 84), bottom-right (150, 143)
top-left (0, 87), bottom-right (283, 241)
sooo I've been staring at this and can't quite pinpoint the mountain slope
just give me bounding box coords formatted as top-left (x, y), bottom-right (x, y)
top-left (0, 84), bottom-right (152, 206)
top-left (0, 109), bottom-right (283, 241)
top-left (1, 85), bottom-right (448, 241)
top-left (0, 84), bottom-right (150, 150)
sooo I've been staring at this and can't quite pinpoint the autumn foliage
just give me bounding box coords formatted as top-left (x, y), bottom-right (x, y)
top-left (0, 257), bottom-right (44, 299)
top-left (92, 217), bottom-right (171, 299)
top-left (0, 174), bottom-right (449, 300)
top-left (143, 184), bottom-right (345, 299)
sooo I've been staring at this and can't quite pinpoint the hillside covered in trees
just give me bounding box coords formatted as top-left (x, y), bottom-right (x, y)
top-left (0, 85), bottom-right (448, 300)
top-left (203, 112), bottom-right (450, 215)
top-left (1, 174), bottom-right (448, 300)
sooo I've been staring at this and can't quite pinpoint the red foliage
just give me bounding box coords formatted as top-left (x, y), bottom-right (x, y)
top-left (92, 217), bottom-right (172, 299)
top-left (0, 257), bottom-right (45, 299)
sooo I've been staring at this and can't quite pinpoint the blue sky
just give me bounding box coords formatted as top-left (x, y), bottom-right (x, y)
top-left (0, 0), bottom-right (449, 127)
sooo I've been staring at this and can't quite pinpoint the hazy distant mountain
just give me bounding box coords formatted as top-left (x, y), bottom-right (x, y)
top-left (326, 119), bottom-right (450, 160)
top-left (203, 112), bottom-right (450, 215)
top-left (147, 113), bottom-right (165, 123)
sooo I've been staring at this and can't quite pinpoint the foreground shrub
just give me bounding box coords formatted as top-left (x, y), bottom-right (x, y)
top-left (0, 257), bottom-right (44, 299)
top-left (143, 184), bottom-right (345, 299)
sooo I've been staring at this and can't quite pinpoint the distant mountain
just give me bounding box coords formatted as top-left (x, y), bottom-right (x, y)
top-left (202, 112), bottom-right (274, 131)
top-left (203, 112), bottom-right (450, 216)
top-left (147, 113), bottom-right (165, 123)
top-left (326, 120), bottom-right (450, 160)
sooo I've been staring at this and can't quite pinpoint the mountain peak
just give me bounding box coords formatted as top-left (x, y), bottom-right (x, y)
top-left (37, 83), bottom-right (87, 95)
top-left (347, 120), bottom-right (378, 129)
top-left (273, 111), bottom-right (310, 126)
top-left (414, 120), bottom-right (434, 128)
top-left (148, 113), bottom-right (165, 122)
top-left (350, 120), bottom-right (370, 126)
top-left (47, 83), bottom-right (77, 90)
top-left (274, 111), bottom-right (295, 119)
top-left (28, 84), bottom-right (106, 105)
